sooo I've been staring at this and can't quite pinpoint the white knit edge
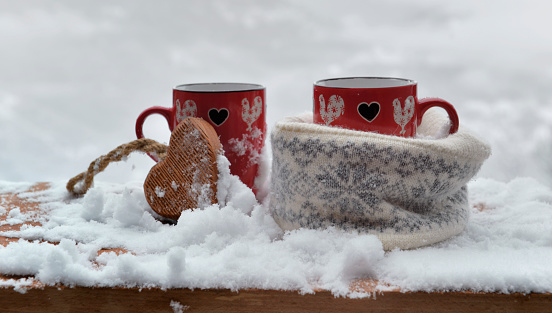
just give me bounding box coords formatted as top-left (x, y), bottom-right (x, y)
top-left (273, 208), bottom-right (468, 250)
top-left (273, 115), bottom-right (491, 164)
top-left (375, 218), bottom-right (468, 250)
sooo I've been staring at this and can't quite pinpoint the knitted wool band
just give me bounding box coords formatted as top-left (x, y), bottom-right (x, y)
top-left (269, 110), bottom-right (491, 250)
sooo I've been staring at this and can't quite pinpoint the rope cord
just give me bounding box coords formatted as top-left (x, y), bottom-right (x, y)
top-left (66, 138), bottom-right (167, 196)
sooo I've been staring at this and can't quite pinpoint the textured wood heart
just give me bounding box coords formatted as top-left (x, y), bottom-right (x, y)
top-left (208, 108), bottom-right (229, 126)
top-left (357, 101), bottom-right (380, 122)
top-left (144, 117), bottom-right (222, 220)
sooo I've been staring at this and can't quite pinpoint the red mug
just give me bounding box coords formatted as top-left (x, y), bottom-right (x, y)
top-left (136, 83), bottom-right (266, 192)
top-left (313, 77), bottom-right (459, 136)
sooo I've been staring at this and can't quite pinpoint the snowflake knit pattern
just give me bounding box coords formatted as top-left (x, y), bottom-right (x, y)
top-left (269, 110), bottom-right (491, 250)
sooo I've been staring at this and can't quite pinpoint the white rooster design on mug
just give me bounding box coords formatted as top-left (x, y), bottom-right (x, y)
top-left (393, 96), bottom-right (415, 135)
top-left (242, 96), bottom-right (263, 131)
top-left (319, 94), bottom-right (345, 125)
top-left (176, 99), bottom-right (197, 123)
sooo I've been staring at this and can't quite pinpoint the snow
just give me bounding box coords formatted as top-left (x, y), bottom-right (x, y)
top-left (379, 177), bottom-right (552, 294)
top-left (154, 186), bottom-right (165, 198)
top-left (1, 156), bottom-right (552, 296)
top-left (1, 0), bottom-right (552, 297)
top-left (170, 300), bottom-right (189, 313)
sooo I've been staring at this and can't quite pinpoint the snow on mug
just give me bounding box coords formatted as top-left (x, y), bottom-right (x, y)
top-left (313, 77), bottom-right (459, 137)
top-left (136, 83), bottom-right (266, 192)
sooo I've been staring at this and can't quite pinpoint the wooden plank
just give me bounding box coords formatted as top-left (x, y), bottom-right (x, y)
top-left (1, 183), bottom-right (552, 312)
top-left (1, 286), bottom-right (552, 313)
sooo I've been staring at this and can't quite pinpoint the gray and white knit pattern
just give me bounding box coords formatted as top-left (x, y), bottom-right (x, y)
top-left (269, 110), bottom-right (491, 250)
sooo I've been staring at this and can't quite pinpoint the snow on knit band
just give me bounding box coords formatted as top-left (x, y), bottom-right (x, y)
top-left (269, 111), bottom-right (491, 250)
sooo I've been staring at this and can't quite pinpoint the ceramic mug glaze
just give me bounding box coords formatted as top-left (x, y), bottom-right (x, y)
top-left (313, 77), bottom-right (459, 137)
top-left (136, 83), bottom-right (266, 191)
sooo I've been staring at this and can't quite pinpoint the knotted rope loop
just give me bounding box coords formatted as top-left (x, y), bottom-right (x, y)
top-left (66, 138), bottom-right (168, 196)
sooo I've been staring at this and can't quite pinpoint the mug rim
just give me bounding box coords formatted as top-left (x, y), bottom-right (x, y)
top-left (174, 82), bottom-right (265, 93)
top-left (314, 77), bottom-right (417, 89)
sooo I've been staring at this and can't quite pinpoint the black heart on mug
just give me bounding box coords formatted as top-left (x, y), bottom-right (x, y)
top-left (357, 102), bottom-right (380, 123)
top-left (208, 108), bottom-right (229, 126)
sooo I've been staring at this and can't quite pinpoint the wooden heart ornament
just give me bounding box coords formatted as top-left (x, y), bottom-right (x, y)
top-left (144, 117), bottom-right (222, 220)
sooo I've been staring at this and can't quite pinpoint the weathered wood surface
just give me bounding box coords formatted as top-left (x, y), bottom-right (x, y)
top-left (1, 184), bottom-right (551, 313)
top-left (2, 286), bottom-right (551, 313)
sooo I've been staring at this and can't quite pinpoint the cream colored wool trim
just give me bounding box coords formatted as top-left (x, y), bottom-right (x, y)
top-left (269, 110), bottom-right (491, 250)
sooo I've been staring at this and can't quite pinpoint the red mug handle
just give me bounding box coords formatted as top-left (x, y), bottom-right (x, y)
top-left (135, 106), bottom-right (174, 161)
top-left (417, 97), bottom-right (459, 135)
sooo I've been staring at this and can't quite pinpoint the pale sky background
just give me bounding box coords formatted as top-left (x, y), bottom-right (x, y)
top-left (1, 0), bottom-right (551, 186)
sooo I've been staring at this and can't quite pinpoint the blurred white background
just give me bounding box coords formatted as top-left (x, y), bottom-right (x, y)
top-left (1, 0), bottom-right (551, 186)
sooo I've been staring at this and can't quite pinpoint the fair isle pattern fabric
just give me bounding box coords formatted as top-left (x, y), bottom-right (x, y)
top-left (269, 111), bottom-right (491, 250)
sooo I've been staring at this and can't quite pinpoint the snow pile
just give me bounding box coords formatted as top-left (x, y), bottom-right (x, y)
top-left (379, 177), bottom-right (552, 294)
top-left (1, 155), bottom-right (552, 296)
